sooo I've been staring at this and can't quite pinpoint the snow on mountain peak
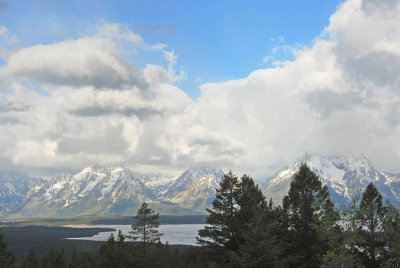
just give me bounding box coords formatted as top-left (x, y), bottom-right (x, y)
top-left (263, 153), bottom-right (399, 206)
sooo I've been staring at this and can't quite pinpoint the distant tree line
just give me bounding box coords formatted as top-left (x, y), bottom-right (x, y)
top-left (0, 163), bottom-right (400, 267)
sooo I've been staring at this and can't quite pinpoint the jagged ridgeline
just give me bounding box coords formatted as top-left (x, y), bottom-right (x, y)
top-left (0, 166), bottom-right (225, 219)
top-left (262, 153), bottom-right (400, 207)
top-left (0, 153), bottom-right (399, 219)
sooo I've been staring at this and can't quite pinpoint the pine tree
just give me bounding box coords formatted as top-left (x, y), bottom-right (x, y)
top-left (128, 202), bottom-right (163, 259)
top-left (235, 174), bottom-right (266, 240)
top-left (99, 233), bottom-right (119, 268)
top-left (282, 163), bottom-right (340, 267)
top-left (382, 202), bottom-right (400, 267)
top-left (238, 200), bottom-right (286, 267)
top-left (0, 230), bottom-right (15, 267)
top-left (196, 171), bottom-right (239, 265)
top-left (346, 183), bottom-right (387, 267)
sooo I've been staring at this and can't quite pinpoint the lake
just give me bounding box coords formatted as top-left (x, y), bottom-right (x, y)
top-left (69, 224), bottom-right (206, 245)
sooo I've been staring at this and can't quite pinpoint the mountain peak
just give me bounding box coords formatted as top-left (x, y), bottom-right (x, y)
top-left (263, 153), bottom-right (399, 206)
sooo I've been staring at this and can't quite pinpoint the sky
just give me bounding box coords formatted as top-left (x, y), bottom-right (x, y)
top-left (1, 0), bottom-right (400, 179)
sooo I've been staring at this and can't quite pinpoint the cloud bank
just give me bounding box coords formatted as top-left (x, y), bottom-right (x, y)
top-left (1, 0), bottom-right (400, 178)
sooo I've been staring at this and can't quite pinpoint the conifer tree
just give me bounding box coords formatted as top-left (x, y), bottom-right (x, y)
top-left (196, 171), bottom-right (239, 265)
top-left (235, 174), bottom-right (266, 239)
top-left (197, 172), bottom-right (267, 266)
top-left (99, 233), bottom-right (119, 268)
top-left (282, 163), bottom-right (340, 267)
top-left (346, 183), bottom-right (387, 267)
top-left (383, 202), bottom-right (400, 267)
top-left (0, 230), bottom-right (15, 267)
top-left (129, 202), bottom-right (163, 259)
top-left (238, 200), bottom-right (286, 267)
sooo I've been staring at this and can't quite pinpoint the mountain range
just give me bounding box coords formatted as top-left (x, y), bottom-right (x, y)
top-left (0, 166), bottom-right (224, 219)
top-left (0, 153), bottom-right (399, 219)
top-left (262, 153), bottom-right (400, 207)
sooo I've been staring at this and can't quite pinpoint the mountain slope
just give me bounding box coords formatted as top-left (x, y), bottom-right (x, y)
top-left (262, 153), bottom-right (400, 206)
top-left (0, 172), bottom-right (43, 217)
top-left (17, 166), bottom-right (156, 218)
top-left (162, 167), bottom-right (225, 213)
top-left (11, 166), bottom-right (225, 218)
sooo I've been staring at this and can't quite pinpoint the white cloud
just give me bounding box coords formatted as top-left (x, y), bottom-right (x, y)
top-left (1, 0), bottom-right (400, 178)
top-left (1, 37), bottom-right (146, 90)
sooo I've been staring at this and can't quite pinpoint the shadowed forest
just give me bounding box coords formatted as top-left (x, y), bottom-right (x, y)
top-left (1, 163), bottom-right (399, 267)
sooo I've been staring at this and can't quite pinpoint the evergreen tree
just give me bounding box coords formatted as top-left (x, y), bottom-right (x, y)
top-left (235, 174), bottom-right (266, 241)
top-left (0, 230), bottom-right (15, 267)
top-left (382, 203), bottom-right (400, 267)
top-left (346, 183), bottom-right (386, 267)
top-left (99, 233), bottom-right (120, 268)
top-left (197, 172), bottom-right (267, 266)
top-left (20, 249), bottom-right (40, 268)
top-left (321, 246), bottom-right (364, 268)
top-left (282, 163), bottom-right (340, 267)
top-left (238, 200), bottom-right (286, 267)
top-left (128, 202), bottom-right (163, 259)
top-left (196, 171), bottom-right (239, 266)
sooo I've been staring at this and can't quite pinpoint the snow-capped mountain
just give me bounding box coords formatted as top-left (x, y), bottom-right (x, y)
top-left (0, 172), bottom-right (43, 217)
top-left (262, 153), bottom-right (400, 207)
top-left (16, 166), bottom-right (156, 218)
top-left (162, 167), bottom-right (225, 213)
top-left (8, 165), bottom-right (224, 219)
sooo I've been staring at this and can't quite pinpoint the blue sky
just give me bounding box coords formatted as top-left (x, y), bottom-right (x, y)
top-left (1, 0), bottom-right (400, 178)
top-left (1, 0), bottom-right (342, 98)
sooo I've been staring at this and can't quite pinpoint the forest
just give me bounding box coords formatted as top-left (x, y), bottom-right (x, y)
top-left (0, 163), bottom-right (399, 267)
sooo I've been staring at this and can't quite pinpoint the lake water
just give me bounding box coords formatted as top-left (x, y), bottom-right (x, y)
top-left (69, 224), bottom-right (205, 245)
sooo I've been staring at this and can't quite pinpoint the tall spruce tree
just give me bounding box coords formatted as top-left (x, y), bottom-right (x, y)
top-left (235, 174), bottom-right (266, 239)
top-left (128, 202), bottom-right (163, 259)
top-left (238, 200), bottom-right (287, 267)
top-left (282, 163), bottom-right (340, 267)
top-left (197, 172), bottom-right (268, 266)
top-left (346, 182), bottom-right (386, 267)
top-left (196, 171), bottom-right (239, 265)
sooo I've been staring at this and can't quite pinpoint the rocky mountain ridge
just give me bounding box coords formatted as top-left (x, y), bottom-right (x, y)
top-left (262, 153), bottom-right (400, 206)
top-left (1, 166), bottom-right (224, 219)
top-left (1, 153), bottom-right (399, 219)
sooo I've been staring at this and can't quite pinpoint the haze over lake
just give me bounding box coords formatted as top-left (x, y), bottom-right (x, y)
top-left (69, 224), bottom-right (205, 246)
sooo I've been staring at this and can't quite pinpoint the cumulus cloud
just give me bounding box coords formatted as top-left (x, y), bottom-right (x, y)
top-left (1, 37), bottom-right (147, 90)
top-left (1, 0), bottom-right (400, 178)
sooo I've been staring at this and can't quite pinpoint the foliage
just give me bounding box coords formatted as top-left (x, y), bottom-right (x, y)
top-left (128, 202), bottom-right (163, 259)
top-left (281, 163), bottom-right (341, 267)
top-left (382, 202), bottom-right (400, 267)
top-left (238, 200), bottom-right (286, 267)
top-left (345, 182), bottom-right (387, 267)
top-left (0, 229), bottom-right (15, 267)
top-left (197, 171), bottom-right (268, 266)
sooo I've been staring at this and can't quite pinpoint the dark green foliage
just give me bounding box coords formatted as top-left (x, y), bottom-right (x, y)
top-left (282, 163), bottom-right (341, 267)
top-left (346, 182), bottom-right (387, 267)
top-left (128, 202), bottom-right (163, 260)
top-left (238, 200), bottom-right (286, 267)
top-left (0, 229), bottom-right (15, 267)
top-left (235, 174), bottom-right (266, 241)
top-left (20, 250), bottom-right (40, 268)
top-left (43, 248), bottom-right (67, 268)
top-left (321, 246), bottom-right (364, 268)
top-left (197, 171), bottom-right (267, 266)
top-left (99, 233), bottom-right (119, 267)
top-left (196, 170), bottom-right (239, 264)
top-left (382, 203), bottom-right (400, 267)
